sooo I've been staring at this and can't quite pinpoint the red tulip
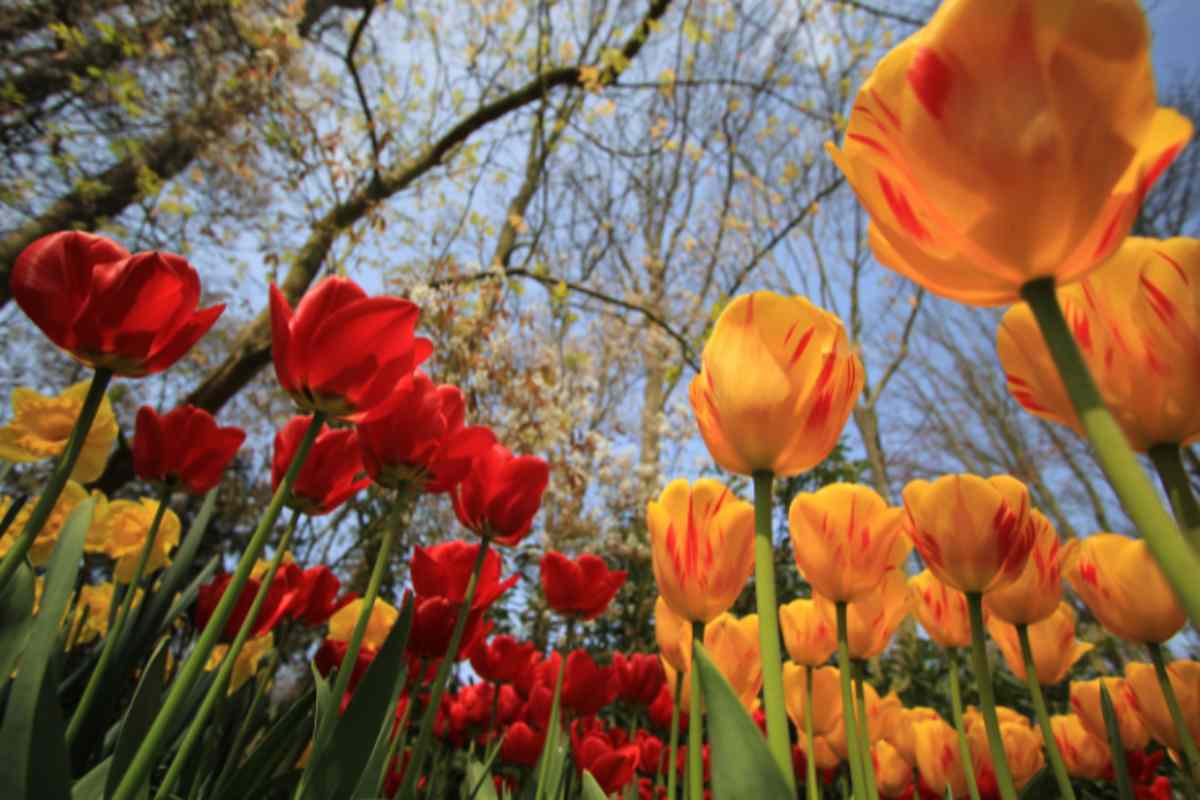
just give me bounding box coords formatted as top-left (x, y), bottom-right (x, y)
top-left (571, 718), bottom-right (639, 795)
top-left (271, 416), bottom-right (370, 515)
top-left (194, 563), bottom-right (302, 641)
top-left (269, 276), bottom-right (431, 423)
top-left (357, 371), bottom-right (496, 492)
top-left (469, 634), bottom-right (538, 685)
top-left (314, 638), bottom-right (377, 695)
top-left (635, 730), bottom-right (666, 776)
top-left (562, 650), bottom-right (619, 717)
top-left (288, 566), bottom-right (354, 627)
top-left (522, 684), bottom-right (555, 729)
top-left (539, 551), bottom-right (626, 620)
top-left (133, 405), bottom-right (245, 493)
top-left (11, 232), bottom-right (224, 376)
top-left (452, 443), bottom-right (550, 545)
top-left (410, 541), bottom-right (516, 609)
top-left (613, 652), bottom-right (667, 707)
top-left (647, 683), bottom-right (685, 732)
top-left (500, 721), bottom-right (545, 767)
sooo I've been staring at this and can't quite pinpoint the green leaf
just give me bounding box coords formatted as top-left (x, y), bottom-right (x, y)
top-left (0, 560), bottom-right (36, 686)
top-left (71, 757), bottom-right (110, 800)
top-left (302, 597), bottom-right (414, 800)
top-left (462, 759), bottom-right (500, 800)
top-left (580, 771), bottom-right (608, 800)
top-left (0, 498), bottom-right (95, 800)
top-left (693, 642), bottom-right (793, 799)
top-left (105, 637), bottom-right (170, 799)
top-left (1100, 682), bottom-right (1135, 800)
top-left (209, 689), bottom-right (314, 800)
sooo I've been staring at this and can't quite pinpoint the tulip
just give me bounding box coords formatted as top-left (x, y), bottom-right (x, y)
top-left (407, 541), bottom-right (517, 660)
top-left (816, 569), bottom-right (911, 660)
top-left (913, 718), bottom-right (971, 799)
top-left (356, 371), bottom-right (496, 492)
top-left (288, 565), bottom-right (353, 627)
top-left (66, 582), bottom-right (124, 648)
top-left (828, 678), bottom-right (883, 760)
top-left (561, 649), bottom-right (619, 717)
top-left (0, 481), bottom-right (90, 567)
top-left (1063, 533), bottom-right (1185, 644)
top-left (571, 719), bottom-right (639, 795)
top-left (134, 405), bottom-right (245, 494)
top-left (902, 474), bottom-right (1034, 595)
top-left (779, 598), bottom-right (837, 666)
top-left (269, 276), bottom-right (430, 422)
top-left (500, 721), bottom-right (545, 767)
top-left (451, 443), bottom-right (549, 546)
top-left (87, 497), bottom-right (181, 582)
top-left (909, 570), bottom-right (972, 649)
top-left (327, 597), bottom-right (398, 652)
top-left (646, 478), bottom-right (755, 624)
top-left (872, 740), bottom-right (913, 799)
top-left (204, 632), bottom-right (273, 695)
top-left (964, 709), bottom-right (1044, 791)
top-left (1126, 660), bottom-right (1200, 754)
top-left (1050, 714), bottom-right (1111, 780)
top-left (782, 663), bottom-right (843, 737)
top-left (987, 603), bottom-right (1092, 686)
top-left (271, 416), bottom-right (370, 516)
top-left (1070, 678), bottom-right (1150, 751)
top-left (984, 510), bottom-right (1065, 626)
top-left (539, 550), bottom-right (627, 620)
top-left (827, 1), bottom-right (1192, 307)
top-left (470, 635), bottom-right (538, 686)
top-left (701, 612), bottom-right (762, 712)
top-left (194, 562), bottom-right (302, 641)
top-left (0, 380), bottom-right (117, 482)
top-left (689, 291), bottom-right (863, 477)
top-left (12, 231), bottom-right (225, 375)
top-left (881, 706), bottom-right (941, 768)
top-left (612, 652), bottom-right (667, 708)
top-left (788, 483), bottom-right (908, 603)
top-left (655, 595), bottom-right (692, 674)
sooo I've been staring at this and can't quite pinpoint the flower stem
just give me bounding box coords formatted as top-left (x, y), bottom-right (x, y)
top-left (751, 470), bottom-right (795, 791)
top-left (853, 661), bottom-right (879, 800)
top-left (66, 481), bottom-right (172, 746)
top-left (805, 664), bottom-right (821, 800)
top-left (397, 537), bottom-right (491, 800)
top-left (1148, 642), bottom-right (1200, 790)
top-left (0, 368), bottom-right (112, 590)
top-left (154, 507), bottom-right (301, 800)
top-left (1098, 682), bottom-right (1135, 800)
top-left (1021, 279), bottom-right (1200, 625)
top-left (533, 653), bottom-right (566, 800)
top-left (668, 672), bottom-right (682, 800)
top-left (946, 648), bottom-right (983, 800)
top-left (688, 620), bottom-right (704, 800)
top-left (966, 592), bottom-right (1017, 800)
top-left (836, 602), bottom-right (865, 800)
top-left (1147, 443), bottom-right (1200, 552)
top-left (1016, 624), bottom-right (1076, 800)
top-left (110, 412), bottom-right (324, 800)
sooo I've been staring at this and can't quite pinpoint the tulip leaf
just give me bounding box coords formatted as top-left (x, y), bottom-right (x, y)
top-left (105, 636), bottom-right (170, 799)
top-left (693, 642), bottom-right (793, 800)
top-left (0, 559), bottom-right (36, 686)
top-left (1099, 683), bottom-right (1135, 800)
top-left (71, 757), bottom-right (111, 800)
top-left (209, 689), bottom-right (314, 800)
top-left (0, 497), bottom-right (94, 800)
top-left (461, 759), bottom-right (500, 800)
top-left (302, 596), bottom-right (413, 800)
top-left (580, 771), bottom-right (608, 800)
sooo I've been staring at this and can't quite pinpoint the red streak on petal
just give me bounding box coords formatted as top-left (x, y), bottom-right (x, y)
top-left (1138, 143), bottom-right (1184, 203)
top-left (878, 174), bottom-right (930, 241)
top-left (790, 327), bottom-right (815, 366)
top-left (870, 89), bottom-right (900, 131)
top-left (847, 133), bottom-right (891, 158)
top-left (1154, 249), bottom-right (1187, 284)
top-left (906, 47), bottom-right (952, 120)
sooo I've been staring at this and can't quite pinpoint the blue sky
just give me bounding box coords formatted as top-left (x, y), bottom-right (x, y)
top-left (1151, 1), bottom-right (1200, 77)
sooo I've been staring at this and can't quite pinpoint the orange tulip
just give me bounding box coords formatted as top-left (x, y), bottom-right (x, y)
top-left (327, 598), bottom-right (398, 651)
top-left (654, 596), bottom-right (692, 674)
top-left (646, 478), bottom-right (755, 622)
top-left (796, 731), bottom-right (842, 770)
top-left (1063, 533), bottom-right (1186, 644)
top-left (688, 291), bottom-right (863, 476)
top-left (827, 0), bottom-right (1192, 307)
top-left (984, 510), bottom-right (1064, 625)
top-left (903, 474), bottom-right (1034, 594)
top-left (1051, 713), bottom-right (1111, 780)
top-left (788, 483), bottom-right (908, 603)
top-left (703, 612), bottom-right (762, 712)
top-left (872, 740), bottom-right (914, 799)
top-left (1125, 660), bottom-right (1200, 753)
top-left (999, 237), bottom-right (1200, 451)
top-left (782, 663), bottom-right (843, 737)
top-left (882, 706), bottom-right (942, 767)
top-left (913, 718), bottom-right (971, 799)
top-left (815, 569), bottom-right (910, 659)
top-left (964, 708), bottom-right (1044, 791)
top-left (779, 598), bottom-right (836, 667)
top-left (987, 602), bottom-right (1092, 686)
top-left (909, 569), bottom-right (972, 648)
top-left (829, 678), bottom-right (883, 760)
top-left (1070, 678), bottom-right (1150, 751)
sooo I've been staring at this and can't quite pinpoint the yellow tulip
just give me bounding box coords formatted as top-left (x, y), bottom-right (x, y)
top-left (829, 677), bottom-right (883, 760)
top-left (999, 237), bottom-right (1200, 451)
top-left (0, 380), bottom-right (117, 482)
top-left (206, 632), bottom-right (274, 694)
top-left (0, 481), bottom-right (90, 566)
top-left (964, 708), bottom-right (1044, 791)
top-left (702, 612), bottom-right (762, 712)
top-left (815, 569), bottom-right (910, 659)
top-left (1070, 677), bottom-right (1149, 751)
top-left (1125, 660), bottom-right (1200, 753)
top-left (689, 291), bottom-right (863, 476)
top-left (782, 662), bottom-right (842, 737)
top-left (86, 497), bottom-right (181, 583)
top-left (872, 740), bottom-right (913, 799)
top-left (779, 598), bottom-right (836, 667)
top-left (646, 478), bottom-right (754, 622)
top-left (902, 474), bottom-right (1033, 594)
top-left (1051, 713), bottom-right (1111, 780)
top-left (796, 730), bottom-right (842, 770)
top-left (987, 602), bottom-right (1092, 686)
top-left (984, 510), bottom-right (1065, 625)
top-left (882, 706), bottom-right (942, 767)
top-left (655, 595), bottom-right (692, 673)
top-left (67, 582), bottom-right (128, 647)
top-left (909, 569), bottom-right (972, 648)
top-left (1063, 533), bottom-right (1185, 644)
top-left (827, 0), bottom-right (1193, 306)
top-left (328, 598), bottom-right (398, 651)
top-left (913, 718), bottom-right (971, 799)
top-left (788, 483), bottom-right (908, 603)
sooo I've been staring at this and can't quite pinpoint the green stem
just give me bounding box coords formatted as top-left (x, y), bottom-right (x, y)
top-left (853, 661), bottom-right (879, 800)
top-left (0, 368), bottom-right (112, 589)
top-left (110, 412), bottom-right (325, 800)
top-left (966, 592), bottom-right (1017, 800)
top-left (154, 508), bottom-right (301, 800)
top-left (1016, 625), bottom-right (1076, 800)
top-left (805, 665), bottom-right (820, 800)
top-left (688, 620), bottom-right (704, 800)
top-left (211, 651), bottom-right (276, 797)
top-left (1148, 443), bottom-right (1200, 552)
top-left (533, 653), bottom-right (566, 800)
top-left (377, 694), bottom-right (412, 797)
top-left (667, 669), bottom-right (682, 800)
top-left (1021, 279), bottom-right (1200, 625)
top-left (1099, 682), bottom-right (1135, 800)
top-left (66, 482), bottom-right (172, 746)
top-left (752, 470), bottom-right (795, 791)
top-left (397, 537), bottom-right (491, 800)
top-left (836, 602), bottom-right (865, 800)
top-left (1148, 642), bottom-right (1200, 792)
top-left (947, 648), bottom-right (983, 800)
